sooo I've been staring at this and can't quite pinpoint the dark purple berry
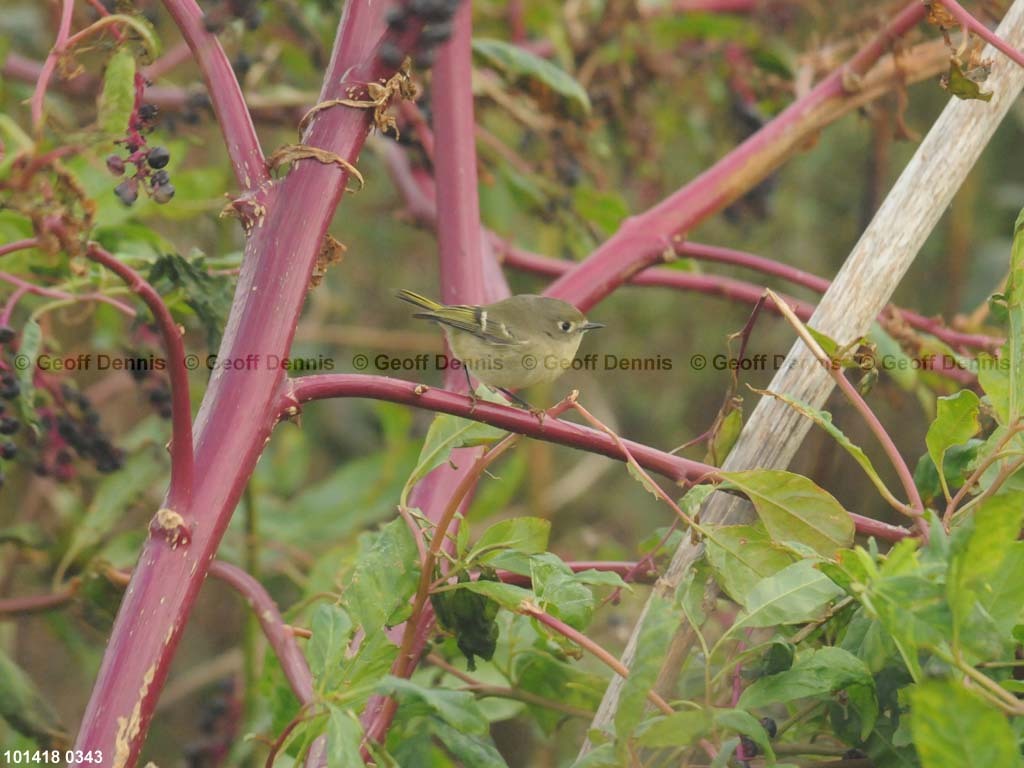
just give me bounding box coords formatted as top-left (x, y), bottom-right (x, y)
top-left (379, 41), bottom-right (404, 68)
top-left (739, 735), bottom-right (759, 757)
top-left (0, 326), bottom-right (13, 344)
top-left (0, 418), bottom-right (20, 436)
top-left (129, 365), bottom-right (150, 382)
top-left (147, 146), bottom-right (170, 169)
top-left (115, 178), bottom-right (139, 206)
top-left (760, 717), bottom-right (777, 739)
top-left (232, 54), bottom-right (252, 78)
top-left (151, 170), bottom-right (170, 187)
top-left (411, 0), bottom-right (455, 22)
top-left (0, 382), bottom-right (19, 400)
top-left (106, 154), bottom-right (125, 176)
top-left (417, 48), bottom-right (436, 67)
top-left (0, 441), bottom-right (15, 460)
top-left (386, 7), bottom-right (408, 27)
top-left (152, 184), bottom-right (176, 205)
top-left (158, 404), bottom-right (173, 420)
top-left (56, 450), bottom-right (72, 465)
top-left (421, 22), bottom-right (452, 45)
top-left (138, 103), bottom-right (159, 123)
top-left (34, 463), bottom-right (49, 477)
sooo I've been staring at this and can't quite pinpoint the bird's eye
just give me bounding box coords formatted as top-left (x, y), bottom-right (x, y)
top-left (559, 320), bottom-right (573, 332)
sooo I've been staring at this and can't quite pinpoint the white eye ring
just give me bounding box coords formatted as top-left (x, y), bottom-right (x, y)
top-left (559, 320), bottom-right (573, 332)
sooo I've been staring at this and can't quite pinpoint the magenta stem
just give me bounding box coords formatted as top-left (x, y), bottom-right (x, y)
top-left (159, 0), bottom-right (268, 190)
top-left (30, 0), bottom-right (74, 129)
top-left (284, 374), bottom-right (712, 483)
top-left (208, 561), bottom-right (314, 705)
top-left (0, 238), bottom-right (41, 259)
top-left (85, 242), bottom-right (193, 508)
top-left (73, 2), bottom-right (392, 760)
top-left (937, 0), bottom-right (1024, 69)
top-left (542, 2), bottom-right (928, 311)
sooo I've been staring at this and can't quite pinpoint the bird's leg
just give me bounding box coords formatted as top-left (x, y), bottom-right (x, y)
top-left (498, 387), bottom-right (546, 422)
top-left (464, 367), bottom-right (479, 413)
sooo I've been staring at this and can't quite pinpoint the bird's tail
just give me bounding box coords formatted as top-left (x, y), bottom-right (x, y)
top-left (396, 289), bottom-right (442, 312)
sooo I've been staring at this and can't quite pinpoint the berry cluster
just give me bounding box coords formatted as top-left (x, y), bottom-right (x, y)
top-left (381, 0), bottom-right (461, 68)
top-left (107, 96), bottom-right (175, 206)
top-left (36, 385), bottom-right (124, 480)
top-left (129, 361), bottom-right (173, 420)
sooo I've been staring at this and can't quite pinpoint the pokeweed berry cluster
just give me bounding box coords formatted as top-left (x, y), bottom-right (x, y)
top-left (129, 359), bottom-right (173, 420)
top-left (40, 384), bottom-right (125, 479)
top-left (106, 99), bottom-right (175, 207)
top-left (380, 0), bottom-right (461, 69)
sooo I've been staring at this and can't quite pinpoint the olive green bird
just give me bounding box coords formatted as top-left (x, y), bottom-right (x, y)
top-left (397, 290), bottom-right (604, 394)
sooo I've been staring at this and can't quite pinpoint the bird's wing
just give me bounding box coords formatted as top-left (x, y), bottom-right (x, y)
top-left (412, 306), bottom-right (522, 346)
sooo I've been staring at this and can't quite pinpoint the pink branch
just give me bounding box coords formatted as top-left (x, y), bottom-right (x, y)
top-left (159, 0), bottom-right (268, 190)
top-left (207, 561), bottom-right (314, 705)
top-left (283, 374), bottom-right (712, 484)
top-left (74, 2), bottom-right (401, 761)
top-left (0, 238), bottom-right (41, 259)
top-left (0, 271), bottom-right (137, 319)
top-left (84, 243), bottom-right (193, 507)
top-left (936, 0), bottom-right (1024, 70)
top-left (542, 2), bottom-right (929, 311)
top-left (30, 0), bottom-right (74, 130)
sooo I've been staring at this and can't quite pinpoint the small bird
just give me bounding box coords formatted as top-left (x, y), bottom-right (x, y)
top-left (397, 290), bottom-right (604, 398)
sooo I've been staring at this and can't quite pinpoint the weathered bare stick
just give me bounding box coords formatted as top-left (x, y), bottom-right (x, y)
top-left (582, 1), bottom-right (1024, 750)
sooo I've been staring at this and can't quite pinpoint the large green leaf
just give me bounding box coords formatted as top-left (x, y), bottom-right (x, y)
top-left (1006, 208), bottom-right (1024, 426)
top-left (530, 553), bottom-right (595, 630)
top-left (401, 413), bottom-right (506, 506)
top-left (736, 559), bottom-right (843, 628)
top-left (512, 648), bottom-right (604, 735)
top-left (307, 604), bottom-right (354, 692)
top-left (705, 523), bottom-right (796, 605)
top-left (718, 470), bottom-right (855, 556)
top-left (472, 38), bottom-right (591, 118)
top-left (635, 710), bottom-right (711, 748)
top-left (909, 679), bottom-right (1022, 768)
top-left (343, 518), bottom-right (419, 631)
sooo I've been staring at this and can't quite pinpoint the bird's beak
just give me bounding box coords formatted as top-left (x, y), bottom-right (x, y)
top-left (581, 322), bottom-right (605, 331)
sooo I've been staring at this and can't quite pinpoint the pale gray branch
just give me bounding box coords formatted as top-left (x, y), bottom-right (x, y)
top-left (582, 1), bottom-right (1024, 750)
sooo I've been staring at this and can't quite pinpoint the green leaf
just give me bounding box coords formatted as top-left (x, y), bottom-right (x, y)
top-left (614, 596), bottom-right (679, 747)
top-left (467, 517), bottom-right (550, 564)
top-left (97, 48), bottom-right (136, 138)
top-left (326, 706), bottom-right (364, 768)
top-left (531, 553), bottom-right (594, 630)
top-left (737, 559), bottom-right (843, 629)
top-left (343, 518), bottom-right (419, 631)
top-left (714, 708), bottom-right (776, 762)
top-left (572, 186), bottom-right (629, 236)
top-left (0, 648), bottom-right (66, 747)
top-left (909, 679), bottom-right (1021, 768)
top-left (378, 676), bottom-right (489, 734)
top-left (1007, 208), bottom-right (1024, 425)
top-left (307, 604), bottom-right (354, 692)
top-left (926, 390), bottom-right (980, 501)
top-left (472, 38), bottom-right (591, 118)
top-left (740, 647), bottom-right (877, 739)
top-left (705, 523), bottom-right (797, 605)
top-left (402, 414), bottom-right (506, 506)
top-left (430, 718), bottom-right (510, 767)
top-left (718, 470), bottom-right (855, 557)
top-left (978, 352), bottom-right (1011, 425)
top-left (704, 405), bottom-right (743, 466)
top-left (147, 251), bottom-right (234, 350)
top-left (455, 579), bottom-right (535, 612)
top-left (635, 709), bottom-right (711, 748)
top-left (754, 389), bottom-right (900, 509)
